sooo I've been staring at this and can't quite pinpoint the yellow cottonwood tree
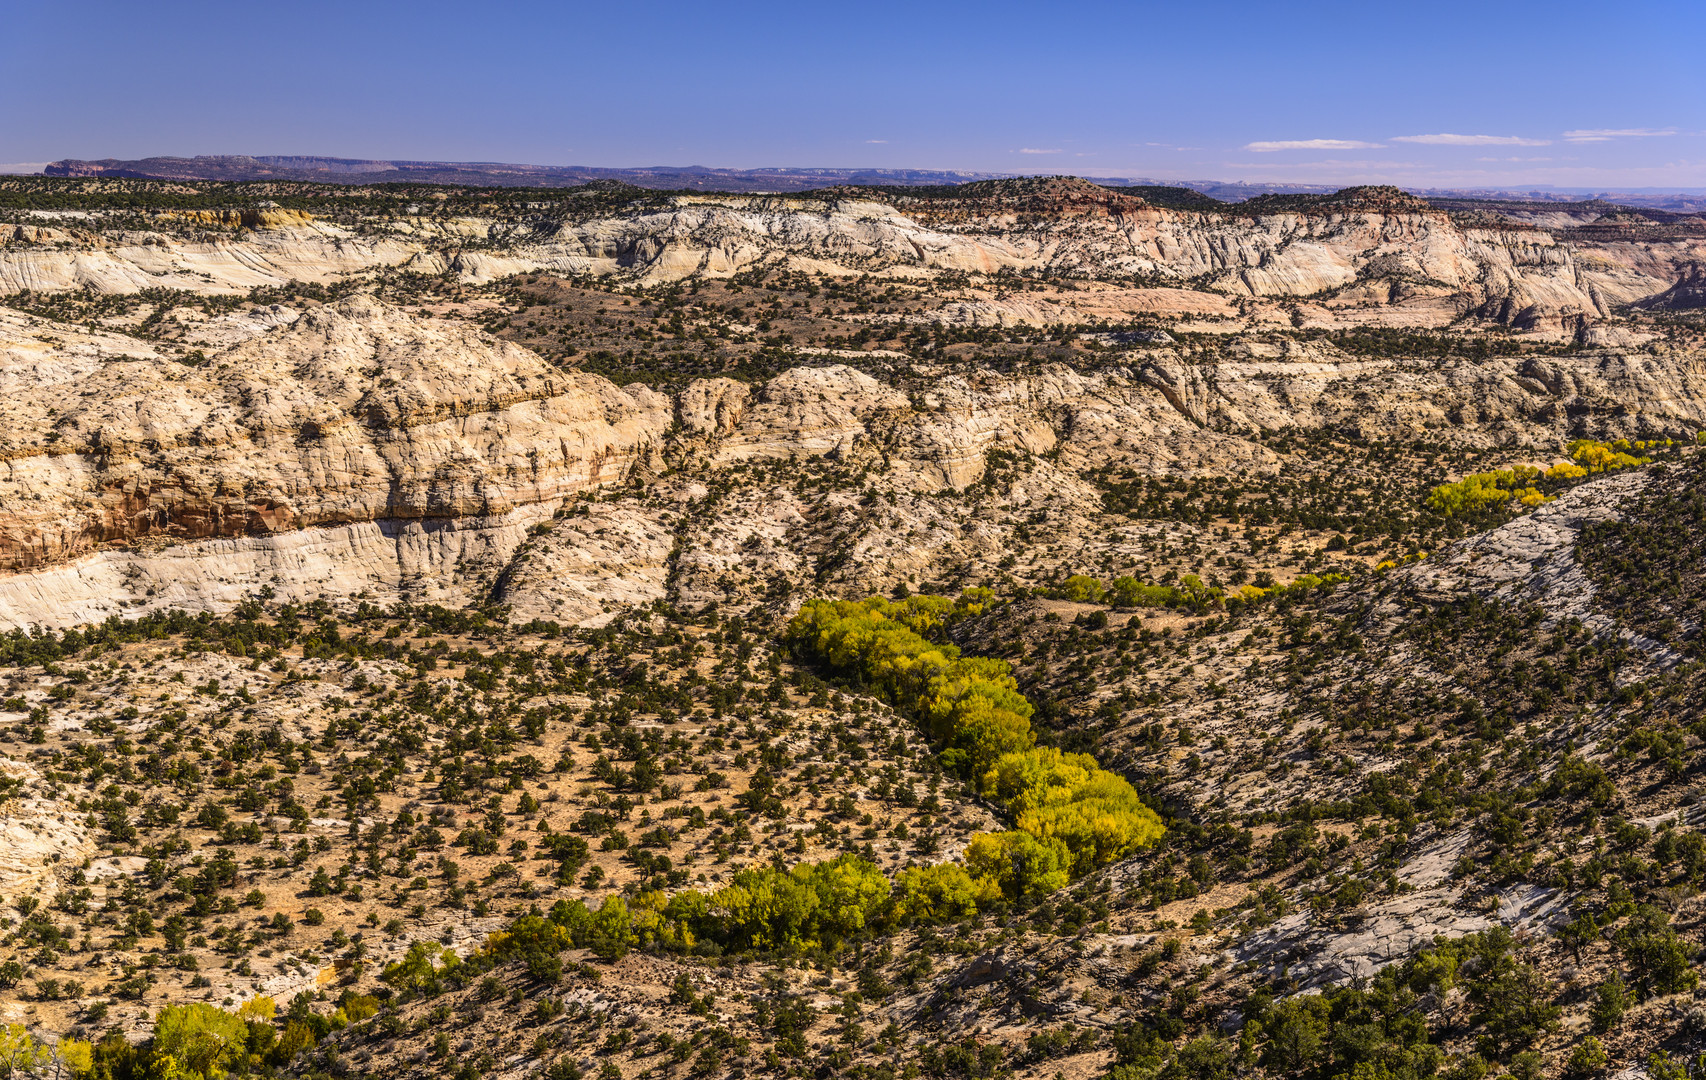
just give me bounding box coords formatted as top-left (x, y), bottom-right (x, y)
top-left (0, 1026), bottom-right (47, 1080)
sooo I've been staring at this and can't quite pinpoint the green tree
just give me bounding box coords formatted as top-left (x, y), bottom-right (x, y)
top-left (963, 830), bottom-right (1071, 901)
top-left (1617, 906), bottom-right (1698, 1000)
top-left (380, 942), bottom-right (457, 996)
top-left (890, 863), bottom-right (984, 925)
top-left (1164, 1036), bottom-right (1234, 1080)
top-left (1589, 972), bottom-right (1632, 1033)
top-left (586, 896), bottom-right (632, 962)
top-left (1060, 575), bottom-right (1105, 602)
top-left (1260, 996), bottom-right (1328, 1073)
top-left (49, 1039), bottom-right (92, 1080)
top-left (1463, 930), bottom-right (1559, 1057)
top-left (1509, 1051), bottom-right (1544, 1080)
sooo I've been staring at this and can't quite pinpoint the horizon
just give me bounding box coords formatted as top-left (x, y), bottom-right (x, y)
top-left (11, 155), bottom-right (1706, 201)
top-left (6, 0), bottom-right (1704, 191)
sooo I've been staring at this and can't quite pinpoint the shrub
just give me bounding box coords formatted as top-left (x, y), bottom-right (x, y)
top-left (1617, 906), bottom-right (1698, 999)
top-left (1589, 972), bottom-right (1631, 1032)
top-left (1566, 1037), bottom-right (1608, 1077)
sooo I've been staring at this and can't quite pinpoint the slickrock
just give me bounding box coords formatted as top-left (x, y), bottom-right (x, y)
top-left (2, 186), bottom-right (1693, 328)
top-left (0, 760), bottom-right (94, 909)
top-left (0, 295), bottom-right (670, 576)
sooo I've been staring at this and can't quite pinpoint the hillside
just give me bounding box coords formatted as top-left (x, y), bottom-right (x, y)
top-left (0, 176), bottom-right (1704, 1080)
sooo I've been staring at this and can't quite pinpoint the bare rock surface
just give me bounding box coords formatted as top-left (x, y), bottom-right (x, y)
top-left (4, 288), bottom-right (1706, 628)
top-left (0, 759), bottom-right (94, 909)
top-left (0, 295), bottom-right (670, 574)
top-left (1232, 881), bottom-right (1568, 991)
top-left (493, 495), bottom-right (677, 626)
top-left (3, 191), bottom-right (1697, 330)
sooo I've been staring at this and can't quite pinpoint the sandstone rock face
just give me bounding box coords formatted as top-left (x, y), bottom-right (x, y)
top-left (676, 361), bottom-right (1279, 495)
top-left (1, 290), bottom-right (1703, 631)
top-left (0, 759), bottom-right (95, 909)
top-left (1232, 880), bottom-right (1568, 991)
top-left (711, 364), bottom-right (909, 463)
top-left (519, 197), bottom-right (1027, 282)
top-left (676, 377), bottom-right (751, 438)
top-left (162, 208), bottom-right (317, 229)
top-left (0, 295), bottom-right (670, 571)
top-left (1138, 349), bottom-right (1706, 447)
top-left (0, 221), bottom-right (425, 295)
top-left (0, 504), bottom-right (560, 629)
top-left (511, 201), bottom-right (1682, 329)
top-left (1636, 261), bottom-right (1706, 311)
top-left (492, 496), bottom-right (677, 627)
top-left (1137, 358), bottom-right (1213, 426)
top-left (1406, 470), bottom-right (1680, 665)
top-left (2, 194), bottom-right (1691, 329)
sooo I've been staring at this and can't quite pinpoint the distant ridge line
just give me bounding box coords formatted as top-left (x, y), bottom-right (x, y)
top-left (34, 155), bottom-right (1706, 211)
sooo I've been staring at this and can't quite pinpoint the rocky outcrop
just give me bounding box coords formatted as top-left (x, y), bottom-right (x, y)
top-left (1635, 262), bottom-right (1706, 311)
top-left (0, 296), bottom-right (671, 572)
top-left (711, 364), bottom-right (909, 463)
top-left (492, 496), bottom-right (677, 626)
top-left (1139, 348), bottom-right (1706, 446)
top-left (1404, 470), bottom-right (1680, 666)
top-left (507, 198), bottom-right (1678, 330)
top-left (161, 208), bottom-right (316, 229)
top-left (0, 221), bottom-right (425, 295)
top-left (0, 759), bottom-right (94, 909)
top-left (1232, 880), bottom-right (1567, 991)
top-left (1, 189), bottom-right (1688, 329)
top-left (1137, 358), bottom-right (1212, 426)
top-left (2, 290), bottom-right (1704, 630)
top-left (0, 503), bottom-right (561, 629)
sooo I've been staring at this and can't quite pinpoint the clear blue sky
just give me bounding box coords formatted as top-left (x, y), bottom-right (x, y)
top-left (5, 0), bottom-right (1703, 189)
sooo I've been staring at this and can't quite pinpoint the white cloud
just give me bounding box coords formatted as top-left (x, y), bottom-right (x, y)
top-left (1563, 127), bottom-right (1677, 142)
top-left (1017, 147), bottom-right (1062, 155)
top-left (1244, 139), bottom-right (1384, 152)
top-left (0, 163), bottom-right (49, 174)
top-left (865, 139), bottom-right (887, 144)
top-left (1392, 133), bottom-right (1550, 146)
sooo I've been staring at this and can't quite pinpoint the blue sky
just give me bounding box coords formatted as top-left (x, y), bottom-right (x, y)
top-left (4, 0), bottom-right (1703, 188)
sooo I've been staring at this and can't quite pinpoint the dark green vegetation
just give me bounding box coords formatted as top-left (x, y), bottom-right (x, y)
top-left (1103, 186), bottom-right (1229, 211)
top-left (0, 176), bottom-right (677, 224)
top-left (1087, 431), bottom-right (1560, 574)
top-left (1578, 457), bottom-right (1706, 658)
top-left (474, 267), bottom-right (1179, 389)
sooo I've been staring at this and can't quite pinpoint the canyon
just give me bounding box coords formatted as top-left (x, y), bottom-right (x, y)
top-left (0, 174), bottom-right (1704, 1080)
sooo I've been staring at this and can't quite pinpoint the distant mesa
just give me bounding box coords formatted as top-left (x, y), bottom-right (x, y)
top-left (36, 155), bottom-right (1706, 213)
top-left (1237, 184), bottom-right (1436, 214)
top-left (40, 155), bottom-right (1016, 193)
